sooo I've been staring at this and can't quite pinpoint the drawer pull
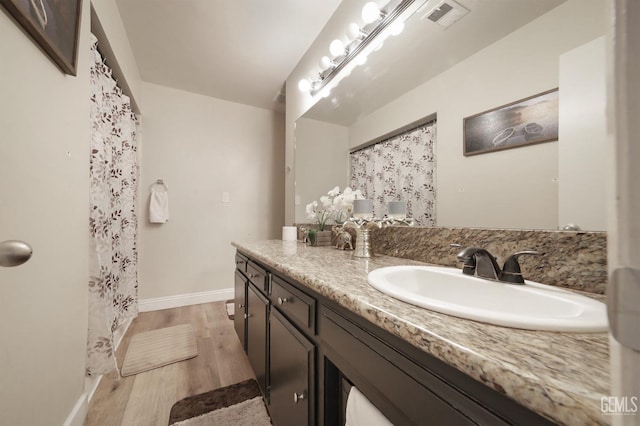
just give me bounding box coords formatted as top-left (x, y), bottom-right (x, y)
top-left (249, 273), bottom-right (259, 279)
top-left (277, 297), bottom-right (289, 306)
top-left (293, 392), bottom-right (305, 404)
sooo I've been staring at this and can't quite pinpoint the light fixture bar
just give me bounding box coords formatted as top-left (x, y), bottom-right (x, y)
top-left (311, 0), bottom-right (416, 96)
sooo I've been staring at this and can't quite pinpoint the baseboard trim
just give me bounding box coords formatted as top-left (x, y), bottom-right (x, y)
top-left (63, 391), bottom-right (88, 426)
top-left (138, 288), bottom-right (234, 312)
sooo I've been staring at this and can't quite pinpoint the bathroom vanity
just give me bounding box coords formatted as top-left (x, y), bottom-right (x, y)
top-left (232, 240), bottom-right (609, 425)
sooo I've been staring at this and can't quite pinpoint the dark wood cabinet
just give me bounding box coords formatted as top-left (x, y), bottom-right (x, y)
top-left (233, 270), bottom-right (247, 350)
top-left (269, 308), bottom-right (315, 426)
top-left (247, 283), bottom-right (269, 396)
top-left (233, 251), bottom-right (552, 426)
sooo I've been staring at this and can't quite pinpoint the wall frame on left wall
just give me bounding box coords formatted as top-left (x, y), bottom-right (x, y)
top-left (0, 0), bottom-right (82, 75)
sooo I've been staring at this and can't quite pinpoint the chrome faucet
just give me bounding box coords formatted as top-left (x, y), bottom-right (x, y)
top-left (454, 245), bottom-right (542, 284)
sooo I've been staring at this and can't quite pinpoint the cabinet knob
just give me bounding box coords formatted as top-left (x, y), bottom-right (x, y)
top-left (238, 303), bottom-right (244, 308)
top-left (293, 392), bottom-right (305, 404)
top-left (244, 313), bottom-right (251, 319)
top-left (277, 297), bottom-right (288, 306)
top-left (249, 273), bottom-right (258, 279)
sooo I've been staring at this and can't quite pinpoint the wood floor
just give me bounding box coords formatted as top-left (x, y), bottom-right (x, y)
top-left (85, 301), bottom-right (254, 426)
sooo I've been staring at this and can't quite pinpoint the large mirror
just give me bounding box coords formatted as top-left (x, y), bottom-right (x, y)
top-left (294, 0), bottom-right (607, 231)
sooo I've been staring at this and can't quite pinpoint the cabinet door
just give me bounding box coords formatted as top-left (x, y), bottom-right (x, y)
top-left (234, 270), bottom-right (247, 350)
top-left (247, 283), bottom-right (269, 396)
top-left (269, 308), bottom-right (315, 426)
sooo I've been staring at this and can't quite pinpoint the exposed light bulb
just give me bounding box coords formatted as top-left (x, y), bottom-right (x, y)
top-left (390, 21), bottom-right (405, 36)
top-left (329, 39), bottom-right (345, 57)
top-left (319, 56), bottom-right (334, 70)
top-left (362, 2), bottom-right (381, 24)
top-left (298, 78), bottom-right (311, 92)
top-left (317, 86), bottom-right (331, 98)
top-left (348, 23), bottom-right (362, 40)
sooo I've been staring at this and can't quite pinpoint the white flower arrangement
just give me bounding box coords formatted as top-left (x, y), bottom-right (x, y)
top-left (306, 186), bottom-right (363, 231)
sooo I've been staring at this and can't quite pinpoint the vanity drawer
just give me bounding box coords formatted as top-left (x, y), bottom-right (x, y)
top-left (271, 275), bottom-right (316, 334)
top-left (235, 252), bottom-right (248, 273)
top-left (246, 261), bottom-right (268, 292)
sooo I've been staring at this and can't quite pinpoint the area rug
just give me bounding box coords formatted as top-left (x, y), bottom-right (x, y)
top-left (225, 300), bottom-right (235, 320)
top-left (168, 379), bottom-right (271, 425)
top-left (121, 324), bottom-right (198, 377)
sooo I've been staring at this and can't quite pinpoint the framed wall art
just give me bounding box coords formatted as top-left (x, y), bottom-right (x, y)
top-left (0, 0), bottom-right (83, 75)
top-left (463, 88), bottom-right (559, 156)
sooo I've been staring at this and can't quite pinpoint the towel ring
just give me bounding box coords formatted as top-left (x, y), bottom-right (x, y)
top-left (150, 179), bottom-right (168, 191)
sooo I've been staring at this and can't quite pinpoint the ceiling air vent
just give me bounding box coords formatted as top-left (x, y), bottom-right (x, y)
top-left (425, 0), bottom-right (469, 28)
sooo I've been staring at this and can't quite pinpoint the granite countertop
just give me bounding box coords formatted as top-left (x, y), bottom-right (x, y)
top-left (232, 240), bottom-right (610, 426)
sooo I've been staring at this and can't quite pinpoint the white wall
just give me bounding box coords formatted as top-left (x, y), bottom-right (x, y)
top-left (139, 82), bottom-right (285, 300)
top-left (559, 36), bottom-right (606, 231)
top-left (348, 0), bottom-right (605, 229)
top-left (294, 118), bottom-right (349, 223)
top-left (0, 2), bottom-right (91, 425)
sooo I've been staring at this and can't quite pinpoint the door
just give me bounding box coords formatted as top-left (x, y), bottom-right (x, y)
top-left (269, 308), bottom-right (315, 426)
top-left (247, 283), bottom-right (269, 396)
top-left (0, 13), bottom-right (91, 423)
top-left (234, 270), bottom-right (247, 350)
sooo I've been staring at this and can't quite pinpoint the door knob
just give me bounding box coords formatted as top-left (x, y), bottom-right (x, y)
top-left (0, 240), bottom-right (33, 267)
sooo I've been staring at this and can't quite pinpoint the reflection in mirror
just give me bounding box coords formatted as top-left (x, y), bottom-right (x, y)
top-left (349, 119), bottom-right (436, 225)
top-left (294, 0), bottom-right (606, 231)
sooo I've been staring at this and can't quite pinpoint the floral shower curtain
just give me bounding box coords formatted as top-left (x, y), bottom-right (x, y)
top-left (86, 34), bottom-right (139, 376)
top-left (350, 121), bottom-right (437, 225)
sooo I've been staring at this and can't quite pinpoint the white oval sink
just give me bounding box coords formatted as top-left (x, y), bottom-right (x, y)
top-left (367, 265), bottom-right (608, 332)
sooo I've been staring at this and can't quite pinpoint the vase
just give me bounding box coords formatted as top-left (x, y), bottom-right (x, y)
top-left (308, 230), bottom-right (332, 247)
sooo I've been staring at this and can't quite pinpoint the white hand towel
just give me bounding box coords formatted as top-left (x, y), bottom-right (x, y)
top-left (346, 387), bottom-right (394, 426)
top-left (149, 189), bottom-right (169, 223)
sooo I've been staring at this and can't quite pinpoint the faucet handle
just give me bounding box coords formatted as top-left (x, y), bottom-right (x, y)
top-left (501, 251), bottom-right (543, 284)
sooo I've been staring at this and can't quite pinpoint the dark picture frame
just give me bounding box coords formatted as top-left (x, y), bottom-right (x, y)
top-left (463, 88), bottom-right (559, 156)
top-left (1, 0), bottom-right (82, 75)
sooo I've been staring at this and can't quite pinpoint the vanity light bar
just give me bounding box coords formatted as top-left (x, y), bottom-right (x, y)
top-left (308, 0), bottom-right (416, 96)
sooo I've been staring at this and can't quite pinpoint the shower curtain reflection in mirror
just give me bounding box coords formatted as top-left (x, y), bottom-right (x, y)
top-left (350, 121), bottom-right (437, 225)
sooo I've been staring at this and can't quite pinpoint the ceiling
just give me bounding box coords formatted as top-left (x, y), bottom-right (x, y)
top-left (115, 0), bottom-right (343, 111)
top-left (303, 0), bottom-right (566, 125)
